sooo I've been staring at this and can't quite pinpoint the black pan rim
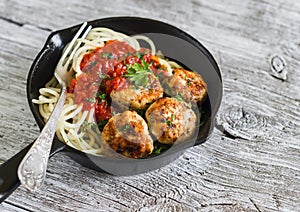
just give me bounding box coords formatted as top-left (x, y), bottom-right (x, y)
top-left (26, 16), bottom-right (222, 164)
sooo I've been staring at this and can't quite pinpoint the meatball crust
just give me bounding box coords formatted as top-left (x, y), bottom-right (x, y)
top-left (145, 97), bottom-right (197, 144)
top-left (163, 69), bottom-right (207, 103)
top-left (102, 111), bottom-right (154, 158)
top-left (110, 74), bottom-right (163, 111)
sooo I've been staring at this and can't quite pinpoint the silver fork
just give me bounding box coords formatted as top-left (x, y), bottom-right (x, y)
top-left (17, 22), bottom-right (92, 192)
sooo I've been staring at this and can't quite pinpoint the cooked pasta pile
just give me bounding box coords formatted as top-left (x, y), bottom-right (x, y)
top-left (33, 27), bottom-right (182, 156)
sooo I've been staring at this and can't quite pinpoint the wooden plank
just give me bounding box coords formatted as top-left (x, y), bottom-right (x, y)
top-left (0, 0), bottom-right (299, 211)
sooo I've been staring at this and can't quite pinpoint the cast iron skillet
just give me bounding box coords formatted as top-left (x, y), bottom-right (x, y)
top-left (0, 17), bottom-right (222, 203)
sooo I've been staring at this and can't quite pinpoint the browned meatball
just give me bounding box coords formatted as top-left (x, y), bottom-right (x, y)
top-left (145, 97), bottom-right (197, 144)
top-left (102, 111), bottom-right (153, 158)
top-left (110, 74), bottom-right (163, 111)
top-left (163, 69), bottom-right (207, 103)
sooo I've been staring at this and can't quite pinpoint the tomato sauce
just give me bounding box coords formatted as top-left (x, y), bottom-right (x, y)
top-left (73, 40), bottom-right (135, 109)
top-left (68, 40), bottom-right (167, 124)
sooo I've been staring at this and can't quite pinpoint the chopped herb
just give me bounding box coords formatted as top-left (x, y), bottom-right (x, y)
top-left (154, 146), bottom-right (165, 154)
top-left (119, 124), bottom-right (131, 132)
top-left (152, 142), bottom-right (170, 155)
top-left (86, 97), bottom-right (96, 103)
top-left (92, 82), bottom-right (100, 86)
top-left (141, 59), bottom-right (148, 69)
top-left (89, 61), bottom-right (97, 68)
top-left (134, 107), bottom-right (147, 116)
top-left (134, 51), bottom-right (147, 59)
top-left (99, 73), bottom-right (108, 79)
top-left (166, 119), bottom-right (173, 127)
top-left (171, 114), bottom-right (175, 121)
top-left (80, 121), bottom-right (96, 132)
top-left (148, 117), bottom-right (153, 130)
top-left (101, 52), bottom-right (114, 59)
top-left (97, 119), bottom-right (108, 130)
top-left (135, 52), bottom-right (141, 59)
top-left (124, 51), bottom-right (131, 58)
top-left (187, 79), bottom-right (192, 86)
top-left (97, 93), bottom-right (106, 100)
top-left (173, 93), bottom-right (185, 102)
top-left (125, 60), bottom-right (154, 87)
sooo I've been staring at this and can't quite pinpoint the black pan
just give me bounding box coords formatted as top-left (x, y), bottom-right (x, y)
top-left (0, 17), bottom-right (222, 203)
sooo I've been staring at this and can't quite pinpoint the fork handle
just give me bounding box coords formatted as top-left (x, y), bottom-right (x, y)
top-left (17, 88), bottom-right (67, 192)
top-left (0, 139), bottom-right (65, 203)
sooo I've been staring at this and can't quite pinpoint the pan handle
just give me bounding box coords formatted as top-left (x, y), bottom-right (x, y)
top-left (0, 140), bottom-right (65, 203)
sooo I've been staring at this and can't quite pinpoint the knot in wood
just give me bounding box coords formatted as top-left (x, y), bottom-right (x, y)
top-left (270, 55), bottom-right (287, 80)
top-left (217, 107), bottom-right (268, 140)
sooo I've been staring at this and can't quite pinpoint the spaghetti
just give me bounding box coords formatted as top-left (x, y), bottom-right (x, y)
top-left (33, 27), bottom-right (183, 156)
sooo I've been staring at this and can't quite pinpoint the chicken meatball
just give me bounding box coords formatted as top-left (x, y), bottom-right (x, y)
top-left (102, 111), bottom-right (154, 158)
top-left (163, 69), bottom-right (207, 103)
top-left (145, 97), bottom-right (197, 144)
top-left (110, 74), bottom-right (163, 111)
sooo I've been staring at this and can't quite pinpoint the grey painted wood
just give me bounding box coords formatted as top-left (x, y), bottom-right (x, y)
top-left (0, 0), bottom-right (299, 211)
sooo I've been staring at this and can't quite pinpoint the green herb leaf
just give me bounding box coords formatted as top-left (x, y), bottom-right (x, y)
top-left (89, 61), bottom-right (97, 68)
top-left (134, 52), bottom-right (141, 59)
top-left (124, 59), bottom-right (153, 87)
top-left (80, 121), bottom-right (96, 132)
top-left (97, 93), bottom-right (106, 100)
top-left (171, 114), bottom-right (175, 121)
top-left (97, 119), bottom-right (108, 131)
top-left (101, 52), bottom-right (114, 59)
top-left (173, 93), bottom-right (185, 102)
top-left (119, 124), bottom-right (131, 132)
top-left (142, 59), bottom-right (148, 69)
top-left (187, 79), bottom-right (192, 86)
top-left (166, 119), bottom-right (173, 127)
top-left (86, 97), bottom-right (96, 103)
top-left (154, 146), bottom-right (165, 154)
top-left (99, 73), bottom-right (108, 79)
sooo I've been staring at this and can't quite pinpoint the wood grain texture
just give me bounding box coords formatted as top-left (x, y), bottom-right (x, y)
top-left (0, 0), bottom-right (299, 211)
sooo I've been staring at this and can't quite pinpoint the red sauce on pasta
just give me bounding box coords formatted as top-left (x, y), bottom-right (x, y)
top-left (68, 40), bottom-right (167, 125)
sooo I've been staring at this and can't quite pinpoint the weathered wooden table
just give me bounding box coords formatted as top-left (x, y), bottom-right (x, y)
top-left (0, 0), bottom-right (299, 211)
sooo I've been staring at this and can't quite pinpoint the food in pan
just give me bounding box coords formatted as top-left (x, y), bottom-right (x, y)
top-left (145, 97), bottom-right (197, 144)
top-left (33, 27), bottom-right (207, 158)
top-left (102, 110), bottom-right (153, 158)
top-left (163, 69), bottom-right (207, 103)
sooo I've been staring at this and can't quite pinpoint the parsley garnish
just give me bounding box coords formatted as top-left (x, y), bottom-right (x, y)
top-left (173, 93), bottom-right (185, 102)
top-left (80, 121), bottom-right (97, 132)
top-left (97, 119), bottom-right (108, 131)
top-left (99, 73), bottom-right (108, 79)
top-left (154, 146), bottom-right (165, 154)
top-left (86, 97), bottom-right (96, 103)
top-left (152, 142), bottom-right (170, 155)
top-left (125, 60), bottom-right (154, 87)
top-left (97, 93), bottom-right (106, 100)
top-left (119, 124), bottom-right (131, 132)
top-left (148, 117), bottom-right (153, 130)
top-left (171, 114), bottom-right (175, 121)
top-left (101, 52), bottom-right (114, 59)
top-left (89, 61), bottom-right (97, 68)
top-left (166, 119), bottom-right (174, 127)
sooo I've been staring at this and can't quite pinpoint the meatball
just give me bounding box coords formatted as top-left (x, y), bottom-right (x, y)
top-left (110, 74), bottom-right (163, 111)
top-left (145, 97), bottom-right (197, 144)
top-left (163, 69), bottom-right (207, 103)
top-left (102, 111), bottom-right (154, 158)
